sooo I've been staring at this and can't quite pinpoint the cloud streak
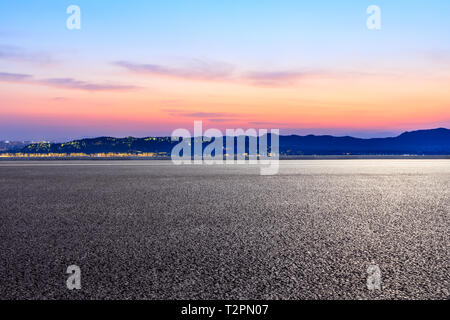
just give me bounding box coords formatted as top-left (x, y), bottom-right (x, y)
top-left (243, 71), bottom-right (318, 87)
top-left (182, 112), bottom-right (238, 118)
top-left (249, 121), bottom-right (291, 127)
top-left (39, 78), bottom-right (138, 91)
top-left (0, 72), bottom-right (32, 81)
top-left (0, 71), bottom-right (138, 92)
top-left (114, 59), bottom-right (235, 81)
top-left (162, 109), bottom-right (240, 123)
top-left (114, 59), bottom-right (343, 87)
top-left (208, 118), bottom-right (236, 123)
top-left (0, 45), bottom-right (55, 64)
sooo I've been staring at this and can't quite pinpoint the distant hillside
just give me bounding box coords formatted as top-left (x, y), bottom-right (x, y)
top-left (17, 128), bottom-right (450, 155)
top-left (20, 137), bottom-right (176, 154)
top-left (280, 128), bottom-right (450, 155)
top-left (0, 140), bottom-right (30, 152)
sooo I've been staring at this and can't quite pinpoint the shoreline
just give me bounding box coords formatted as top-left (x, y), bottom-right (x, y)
top-left (0, 155), bottom-right (449, 161)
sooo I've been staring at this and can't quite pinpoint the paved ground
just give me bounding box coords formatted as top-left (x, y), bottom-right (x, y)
top-left (0, 160), bottom-right (448, 300)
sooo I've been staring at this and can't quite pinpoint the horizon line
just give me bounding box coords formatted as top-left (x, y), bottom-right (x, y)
top-left (3, 127), bottom-right (448, 144)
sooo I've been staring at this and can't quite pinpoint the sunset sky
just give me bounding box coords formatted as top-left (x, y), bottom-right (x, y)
top-left (1, 0), bottom-right (449, 141)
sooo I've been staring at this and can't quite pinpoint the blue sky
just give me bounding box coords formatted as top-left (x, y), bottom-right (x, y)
top-left (2, 0), bottom-right (449, 69)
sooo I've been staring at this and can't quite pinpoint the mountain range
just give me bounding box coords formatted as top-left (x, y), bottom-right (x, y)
top-left (10, 128), bottom-right (450, 156)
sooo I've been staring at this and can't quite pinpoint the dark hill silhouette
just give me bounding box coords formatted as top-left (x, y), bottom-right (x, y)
top-left (280, 128), bottom-right (450, 155)
top-left (18, 128), bottom-right (450, 155)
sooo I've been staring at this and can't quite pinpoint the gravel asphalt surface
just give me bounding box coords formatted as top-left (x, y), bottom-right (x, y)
top-left (0, 160), bottom-right (448, 299)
